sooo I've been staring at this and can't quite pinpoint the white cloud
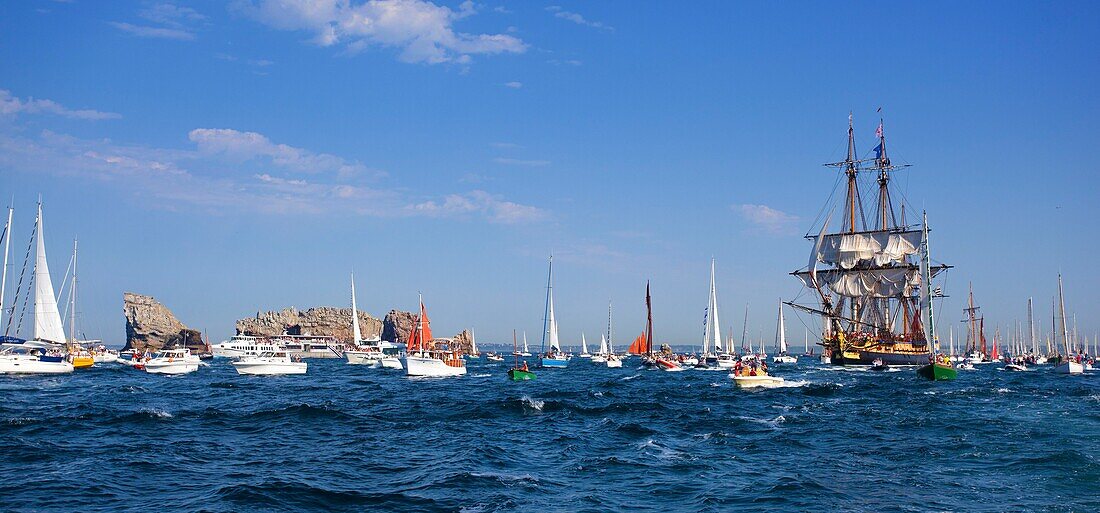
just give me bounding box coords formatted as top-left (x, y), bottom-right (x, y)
top-left (493, 157), bottom-right (549, 167)
top-left (490, 142), bottom-right (522, 149)
top-left (110, 21), bottom-right (195, 40)
top-left (139, 2), bottom-right (206, 28)
top-left (237, 0), bottom-right (526, 64)
top-left (188, 128), bottom-right (374, 177)
top-left (545, 5), bottom-right (612, 31)
top-left (408, 190), bottom-right (545, 224)
top-left (735, 204), bottom-right (800, 234)
top-left (0, 89), bottom-right (120, 120)
top-left (504, 81), bottom-right (522, 89)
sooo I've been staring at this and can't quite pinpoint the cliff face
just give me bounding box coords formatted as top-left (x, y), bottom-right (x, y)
top-left (236, 307), bottom-right (382, 342)
top-left (123, 292), bottom-right (202, 351)
top-left (381, 310), bottom-right (415, 344)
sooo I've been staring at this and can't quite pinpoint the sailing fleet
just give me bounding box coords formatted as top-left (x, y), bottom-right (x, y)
top-left (3, 116), bottom-right (1096, 385)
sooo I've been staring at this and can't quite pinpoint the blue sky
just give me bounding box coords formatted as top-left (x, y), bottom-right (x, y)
top-left (1, 1), bottom-right (1098, 348)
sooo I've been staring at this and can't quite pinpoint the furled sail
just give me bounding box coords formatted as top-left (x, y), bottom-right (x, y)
top-left (795, 265), bottom-right (944, 299)
top-left (817, 230), bottom-right (922, 269)
top-left (33, 204), bottom-right (66, 344)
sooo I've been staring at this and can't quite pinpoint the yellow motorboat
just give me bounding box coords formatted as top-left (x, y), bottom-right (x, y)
top-left (70, 353), bottom-right (94, 369)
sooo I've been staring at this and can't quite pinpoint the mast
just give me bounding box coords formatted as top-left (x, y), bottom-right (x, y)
top-left (0, 206), bottom-right (11, 331)
top-left (350, 273), bottom-right (362, 345)
top-left (606, 300), bottom-right (614, 354)
top-left (919, 212), bottom-right (937, 353)
top-left (1058, 274), bottom-right (1070, 355)
top-left (706, 258), bottom-right (722, 354)
top-left (1027, 297), bottom-right (1035, 355)
top-left (645, 281), bottom-right (653, 354)
top-left (739, 303), bottom-right (748, 354)
top-left (418, 293), bottom-right (425, 354)
top-left (513, 329), bottom-right (518, 368)
top-left (541, 256), bottom-right (552, 354)
top-left (69, 239), bottom-right (77, 345)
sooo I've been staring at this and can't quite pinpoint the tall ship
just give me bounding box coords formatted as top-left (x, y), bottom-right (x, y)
top-left (788, 116), bottom-right (950, 366)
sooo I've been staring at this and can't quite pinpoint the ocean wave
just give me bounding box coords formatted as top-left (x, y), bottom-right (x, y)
top-left (520, 395), bottom-right (545, 411)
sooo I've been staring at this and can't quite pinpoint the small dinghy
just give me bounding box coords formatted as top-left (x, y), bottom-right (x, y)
top-left (870, 358), bottom-right (890, 372)
top-left (1004, 361), bottom-right (1027, 371)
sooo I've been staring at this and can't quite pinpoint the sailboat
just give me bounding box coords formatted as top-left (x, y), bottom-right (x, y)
top-left (507, 330), bottom-right (535, 381)
top-left (540, 256), bottom-right (568, 368)
top-left (579, 333), bottom-right (592, 358)
top-left (345, 273), bottom-right (384, 367)
top-left (521, 331), bottom-right (531, 356)
top-left (592, 333), bottom-right (609, 363)
top-left (916, 212), bottom-right (956, 381)
top-left (788, 116), bottom-right (950, 366)
top-left (58, 238), bottom-right (93, 369)
top-left (1053, 275), bottom-right (1083, 374)
top-left (605, 301), bottom-right (622, 368)
top-left (773, 300), bottom-right (797, 364)
top-left (404, 294), bottom-right (466, 377)
top-left (0, 203), bottom-right (75, 374)
top-left (640, 282), bottom-right (681, 372)
top-left (699, 258), bottom-right (723, 367)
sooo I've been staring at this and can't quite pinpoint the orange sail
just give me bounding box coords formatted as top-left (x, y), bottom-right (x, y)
top-left (628, 332), bottom-right (648, 354)
top-left (406, 300), bottom-right (434, 352)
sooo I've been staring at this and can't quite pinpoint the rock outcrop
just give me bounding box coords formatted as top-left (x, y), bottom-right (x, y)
top-left (236, 307), bottom-right (382, 342)
top-left (381, 309), bottom-right (416, 344)
top-left (123, 292), bottom-right (203, 351)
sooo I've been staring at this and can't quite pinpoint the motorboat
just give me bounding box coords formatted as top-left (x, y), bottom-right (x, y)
top-left (870, 358), bottom-right (890, 371)
top-left (773, 354), bottom-right (798, 364)
top-left (143, 348), bottom-right (201, 375)
top-left (655, 357), bottom-right (684, 372)
top-left (605, 354), bottom-right (623, 368)
top-left (486, 353), bottom-right (505, 362)
top-left (729, 368), bottom-right (783, 388)
top-left (1055, 360), bottom-right (1083, 375)
top-left (211, 335), bottom-right (277, 358)
top-left (1004, 361), bottom-right (1027, 371)
top-left (232, 350), bottom-right (307, 375)
top-left (715, 353), bottom-right (737, 369)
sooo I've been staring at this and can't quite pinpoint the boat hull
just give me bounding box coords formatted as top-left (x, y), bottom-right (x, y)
top-left (917, 363), bottom-right (957, 381)
top-left (507, 369), bottom-right (536, 381)
top-left (345, 350), bottom-right (382, 366)
top-left (730, 374), bottom-right (784, 388)
top-left (605, 358), bottom-right (623, 368)
top-left (656, 358), bottom-right (684, 371)
top-left (144, 361), bottom-right (199, 375)
top-left (833, 348), bottom-right (930, 366)
top-left (381, 356), bottom-right (403, 369)
top-left (71, 356), bottom-right (95, 369)
top-left (1055, 361), bottom-right (1083, 374)
top-left (405, 355), bottom-right (466, 377)
top-left (0, 355), bottom-right (75, 374)
top-left (232, 361), bottom-right (307, 375)
top-left (540, 357), bottom-right (568, 368)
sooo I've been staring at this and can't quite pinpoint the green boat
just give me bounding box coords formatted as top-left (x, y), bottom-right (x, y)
top-left (507, 329), bottom-right (535, 381)
top-left (917, 362), bottom-right (957, 381)
top-left (508, 368), bottom-right (536, 381)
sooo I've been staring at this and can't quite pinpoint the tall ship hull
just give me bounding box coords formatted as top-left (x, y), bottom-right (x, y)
top-left (829, 340), bottom-right (929, 366)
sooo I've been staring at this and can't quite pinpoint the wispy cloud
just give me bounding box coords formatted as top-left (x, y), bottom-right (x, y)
top-left (547, 58), bottom-right (582, 66)
top-left (494, 157), bottom-right (550, 167)
top-left (0, 114), bottom-right (544, 223)
top-left (545, 6), bottom-right (613, 31)
top-left (490, 142), bottom-right (522, 149)
top-left (504, 81), bottom-right (523, 89)
top-left (0, 89), bottom-right (120, 120)
top-left (111, 2), bottom-right (206, 41)
top-left (237, 0), bottom-right (526, 65)
top-left (735, 204), bottom-right (800, 234)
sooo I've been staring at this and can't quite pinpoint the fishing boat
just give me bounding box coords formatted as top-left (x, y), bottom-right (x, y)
top-left (507, 330), bottom-right (535, 381)
top-left (539, 257), bottom-right (568, 368)
top-left (579, 333), bottom-right (592, 358)
top-left (233, 349), bottom-right (307, 375)
top-left (1053, 275), bottom-right (1083, 375)
top-left (404, 295), bottom-right (466, 377)
top-left (344, 274), bottom-right (385, 367)
top-left (143, 347), bottom-right (201, 375)
top-left (789, 117), bottom-right (950, 366)
top-left (914, 213), bottom-right (956, 381)
top-left (0, 203), bottom-right (75, 375)
top-left (772, 300), bottom-right (797, 364)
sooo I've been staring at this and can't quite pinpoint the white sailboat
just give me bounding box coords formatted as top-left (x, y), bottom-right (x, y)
top-left (468, 329), bottom-right (480, 357)
top-left (605, 300), bottom-right (622, 368)
top-left (1053, 274), bottom-right (1083, 375)
top-left (773, 300), bottom-right (797, 364)
top-left (344, 274), bottom-right (385, 367)
top-left (592, 333), bottom-right (609, 363)
top-left (700, 258), bottom-right (723, 366)
top-left (1, 203), bottom-right (75, 375)
top-left (540, 256), bottom-right (568, 368)
top-left (579, 333), bottom-right (592, 358)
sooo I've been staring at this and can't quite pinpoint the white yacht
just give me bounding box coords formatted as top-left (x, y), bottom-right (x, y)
top-left (716, 353), bottom-right (737, 369)
top-left (0, 342), bottom-right (74, 374)
top-left (233, 350), bottom-right (307, 375)
top-left (212, 335), bottom-right (276, 358)
top-left (143, 347), bottom-right (201, 375)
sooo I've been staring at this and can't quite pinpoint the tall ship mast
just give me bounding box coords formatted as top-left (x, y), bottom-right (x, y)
top-left (788, 115), bottom-right (951, 366)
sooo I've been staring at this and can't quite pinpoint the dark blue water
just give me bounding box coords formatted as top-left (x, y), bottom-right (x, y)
top-left (2, 358), bottom-right (1098, 512)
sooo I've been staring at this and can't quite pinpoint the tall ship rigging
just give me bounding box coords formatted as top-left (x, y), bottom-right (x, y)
top-left (788, 115), bottom-right (950, 366)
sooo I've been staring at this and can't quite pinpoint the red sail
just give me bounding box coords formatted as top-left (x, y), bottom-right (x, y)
top-left (406, 301), bottom-right (434, 352)
top-left (910, 309), bottom-right (923, 340)
top-left (627, 332), bottom-right (648, 354)
top-left (990, 335), bottom-right (999, 360)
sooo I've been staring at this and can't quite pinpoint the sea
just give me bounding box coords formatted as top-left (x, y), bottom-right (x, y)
top-left (2, 357), bottom-right (1098, 513)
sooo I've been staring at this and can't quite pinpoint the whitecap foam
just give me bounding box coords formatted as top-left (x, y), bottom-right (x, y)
top-left (621, 374), bottom-right (641, 381)
top-left (142, 408), bottom-right (173, 419)
top-left (520, 395), bottom-right (544, 411)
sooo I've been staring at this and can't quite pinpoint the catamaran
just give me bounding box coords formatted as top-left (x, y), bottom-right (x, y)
top-left (0, 203), bottom-right (75, 375)
top-left (772, 300), bottom-right (797, 364)
top-left (540, 256), bottom-right (568, 368)
top-left (788, 116), bottom-right (951, 366)
top-left (404, 294), bottom-right (466, 377)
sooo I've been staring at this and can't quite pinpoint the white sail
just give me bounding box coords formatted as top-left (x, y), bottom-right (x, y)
top-left (796, 266), bottom-right (931, 299)
top-left (598, 334), bottom-right (608, 355)
top-left (469, 329), bottom-right (478, 354)
top-left (33, 203), bottom-right (66, 344)
top-left (546, 257), bottom-right (561, 353)
top-left (703, 258), bottom-right (722, 354)
top-left (350, 273), bottom-right (362, 345)
top-left (919, 213), bottom-right (937, 348)
top-left (776, 300), bottom-right (787, 353)
top-left (580, 333), bottom-right (588, 354)
top-left (819, 230), bottom-right (922, 269)
top-left (0, 207), bottom-right (11, 331)
top-left (522, 331), bottom-right (529, 353)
